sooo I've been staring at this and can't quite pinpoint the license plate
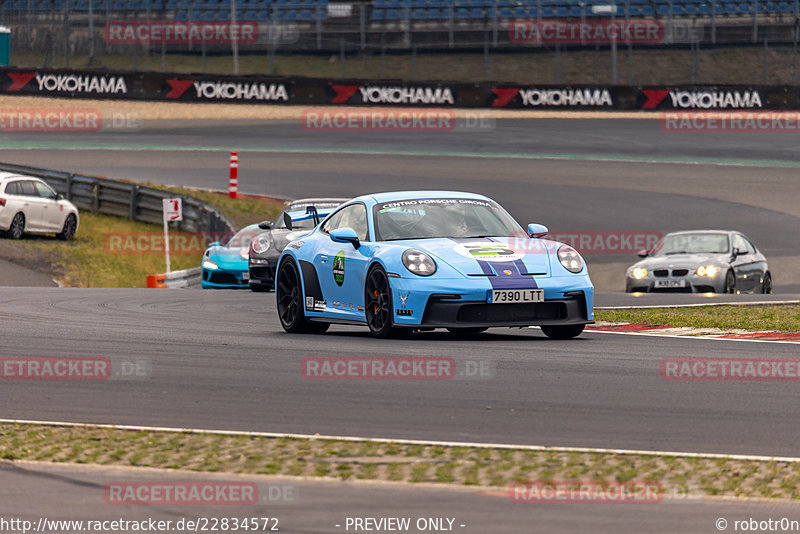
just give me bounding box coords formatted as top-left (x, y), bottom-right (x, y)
top-left (242, 272), bottom-right (250, 281)
top-left (654, 280), bottom-right (685, 288)
top-left (488, 289), bottom-right (544, 304)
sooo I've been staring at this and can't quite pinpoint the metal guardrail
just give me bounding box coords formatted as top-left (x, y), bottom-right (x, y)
top-left (0, 161), bottom-right (236, 235)
top-left (146, 267), bottom-right (202, 288)
top-left (165, 267), bottom-right (202, 289)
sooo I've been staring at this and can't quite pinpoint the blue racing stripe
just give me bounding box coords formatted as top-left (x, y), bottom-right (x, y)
top-left (449, 238), bottom-right (538, 290)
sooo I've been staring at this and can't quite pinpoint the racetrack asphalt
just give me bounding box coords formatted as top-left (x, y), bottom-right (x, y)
top-left (2, 287), bottom-right (799, 457)
top-left (3, 461), bottom-right (798, 534)
top-left (0, 259), bottom-right (56, 287)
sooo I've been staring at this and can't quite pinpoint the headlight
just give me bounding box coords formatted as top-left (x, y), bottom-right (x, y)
top-left (239, 247), bottom-right (249, 261)
top-left (202, 257), bottom-right (218, 270)
top-left (632, 267), bottom-right (648, 280)
top-left (557, 245), bottom-right (583, 273)
top-left (697, 265), bottom-right (719, 277)
top-left (251, 235), bottom-right (271, 254)
top-left (402, 249), bottom-right (436, 276)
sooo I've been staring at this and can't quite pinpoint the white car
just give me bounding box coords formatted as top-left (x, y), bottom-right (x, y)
top-left (0, 173), bottom-right (80, 240)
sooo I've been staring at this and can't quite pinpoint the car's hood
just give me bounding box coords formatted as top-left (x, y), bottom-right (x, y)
top-left (635, 253), bottom-right (728, 269)
top-left (403, 237), bottom-right (553, 277)
top-left (206, 246), bottom-right (248, 269)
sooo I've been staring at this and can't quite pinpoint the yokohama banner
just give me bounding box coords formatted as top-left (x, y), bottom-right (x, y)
top-left (2, 68), bottom-right (800, 110)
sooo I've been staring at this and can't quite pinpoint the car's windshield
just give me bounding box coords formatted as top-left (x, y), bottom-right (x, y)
top-left (651, 233), bottom-right (730, 255)
top-left (373, 198), bottom-right (524, 241)
top-left (225, 227), bottom-right (260, 248)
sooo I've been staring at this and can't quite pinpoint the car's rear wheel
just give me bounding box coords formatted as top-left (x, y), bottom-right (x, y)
top-left (447, 327), bottom-right (488, 337)
top-left (541, 324), bottom-right (585, 340)
top-left (276, 257), bottom-right (328, 334)
top-left (762, 272), bottom-right (773, 294)
top-left (8, 213), bottom-right (24, 240)
top-left (365, 265), bottom-right (401, 339)
top-left (724, 270), bottom-right (736, 294)
top-left (57, 214), bottom-right (77, 241)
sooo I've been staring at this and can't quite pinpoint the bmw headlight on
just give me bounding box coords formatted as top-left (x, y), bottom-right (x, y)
top-left (202, 257), bottom-right (218, 270)
top-left (251, 234), bottom-right (271, 255)
top-left (697, 265), bottom-right (719, 277)
top-left (557, 245), bottom-right (583, 273)
top-left (632, 267), bottom-right (648, 280)
top-left (402, 249), bottom-right (436, 276)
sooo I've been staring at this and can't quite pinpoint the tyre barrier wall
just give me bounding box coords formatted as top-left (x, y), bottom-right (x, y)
top-left (0, 67), bottom-right (794, 109)
top-left (0, 161), bottom-right (237, 235)
top-left (146, 267), bottom-right (202, 289)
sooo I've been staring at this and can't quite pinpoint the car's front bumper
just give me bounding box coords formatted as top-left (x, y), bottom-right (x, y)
top-left (626, 274), bottom-right (724, 293)
top-left (387, 274), bottom-right (594, 328)
top-left (248, 257), bottom-right (277, 289)
top-left (202, 267), bottom-right (250, 289)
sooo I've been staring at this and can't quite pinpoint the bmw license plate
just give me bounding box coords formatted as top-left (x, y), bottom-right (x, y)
top-left (654, 280), bottom-right (685, 288)
top-left (488, 289), bottom-right (544, 304)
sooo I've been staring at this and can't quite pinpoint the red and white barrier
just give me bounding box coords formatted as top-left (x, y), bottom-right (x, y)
top-left (229, 150), bottom-right (238, 199)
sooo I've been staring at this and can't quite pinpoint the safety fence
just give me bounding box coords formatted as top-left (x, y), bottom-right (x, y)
top-left (1, 4), bottom-right (799, 84)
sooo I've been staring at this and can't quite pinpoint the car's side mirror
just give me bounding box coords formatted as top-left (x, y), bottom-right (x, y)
top-left (56, 193), bottom-right (64, 201)
top-left (527, 223), bottom-right (549, 238)
top-left (731, 247), bottom-right (740, 258)
top-left (283, 212), bottom-right (292, 230)
top-left (637, 249), bottom-right (649, 258)
top-left (258, 220), bottom-right (273, 230)
top-left (330, 227), bottom-right (360, 249)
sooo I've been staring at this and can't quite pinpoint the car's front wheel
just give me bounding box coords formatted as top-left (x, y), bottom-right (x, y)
top-left (365, 265), bottom-right (403, 339)
top-left (276, 257), bottom-right (328, 334)
top-left (724, 270), bottom-right (736, 294)
top-left (541, 324), bottom-right (585, 340)
top-left (57, 214), bottom-right (77, 241)
top-left (762, 272), bottom-right (773, 294)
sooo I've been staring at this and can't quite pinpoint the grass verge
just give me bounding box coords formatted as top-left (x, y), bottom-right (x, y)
top-left (594, 305), bottom-right (800, 333)
top-left (1, 422), bottom-right (799, 500)
top-left (0, 185), bottom-right (285, 288)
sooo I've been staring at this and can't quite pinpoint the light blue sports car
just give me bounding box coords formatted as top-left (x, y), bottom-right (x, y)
top-left (201, 224), bottom-right (262, 289)
top-left (275, 191), bottom-right (594, 339)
